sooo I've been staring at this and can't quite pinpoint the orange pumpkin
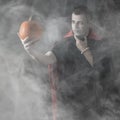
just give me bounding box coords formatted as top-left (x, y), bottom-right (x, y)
top-left (19, 20), bottom-right (43, 40)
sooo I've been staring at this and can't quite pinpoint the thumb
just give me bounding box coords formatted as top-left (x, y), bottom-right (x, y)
top-left (17, 32), bottom-right (21, 39)
top-left (17, 32), bottom-right (24, 41)
top-left (74, 35), bottom-right (79, 42)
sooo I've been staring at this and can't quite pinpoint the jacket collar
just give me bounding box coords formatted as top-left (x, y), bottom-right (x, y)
top-left (64, 29), bottom-right (102, 41)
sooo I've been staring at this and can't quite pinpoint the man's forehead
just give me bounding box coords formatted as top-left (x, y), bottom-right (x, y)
top-left (72, 13), bottom-right (87, 21)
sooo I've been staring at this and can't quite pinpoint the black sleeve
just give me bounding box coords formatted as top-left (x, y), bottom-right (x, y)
top-left (94, 39), bottom-right (116, 93)
top-left (52, 41), bottom-right (67, 62)
top-left (90, 38), bottom-right (117, 95)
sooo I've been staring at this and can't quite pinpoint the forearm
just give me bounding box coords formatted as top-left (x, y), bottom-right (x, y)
top-left (19, 36), bottom-right (57, 65)
top-left (27, 49), bottom-right (57, 65)
top-left (77, 45), bottom-right (93, 67)
top-left (82, 49), bottom-right (93, 67)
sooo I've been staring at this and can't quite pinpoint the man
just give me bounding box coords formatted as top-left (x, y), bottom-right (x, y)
top-left (18, 5), bottom-right (114, 120)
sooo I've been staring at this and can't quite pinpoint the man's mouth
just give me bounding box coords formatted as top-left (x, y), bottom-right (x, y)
top-left (75, 30), bottom-right (80, 32)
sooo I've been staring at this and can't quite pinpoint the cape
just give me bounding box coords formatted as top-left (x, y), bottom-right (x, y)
top-left (48, 29), bottom-right (102, 120)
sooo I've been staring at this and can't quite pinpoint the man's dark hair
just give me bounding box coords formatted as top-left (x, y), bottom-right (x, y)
top-left (72, 5), bottom-right (92, 20)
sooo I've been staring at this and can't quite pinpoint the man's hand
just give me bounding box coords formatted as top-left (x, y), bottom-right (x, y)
top-left (74, 35), bottom-right (93, 66)
top-left (74, 35), bottom-right (88, 52)
top-left (17, 32), bottom-right (57, 64)
top-left (17, 33), bottom-right (39, 50)
top-left (17, 32), bottom-right (41, 60)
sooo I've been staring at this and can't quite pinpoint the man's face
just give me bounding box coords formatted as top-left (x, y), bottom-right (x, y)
top-left (72, 13), bottom-right (90, 37)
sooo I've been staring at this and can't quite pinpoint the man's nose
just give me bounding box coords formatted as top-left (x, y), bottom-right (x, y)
top-left (75, 23), bottom-right (79, 29)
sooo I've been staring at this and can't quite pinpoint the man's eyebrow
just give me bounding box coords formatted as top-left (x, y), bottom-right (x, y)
top-left (72, 20), bottom-right (83, 22)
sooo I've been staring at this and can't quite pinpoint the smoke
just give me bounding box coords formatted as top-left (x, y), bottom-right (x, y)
top-left (0, 0), bottom-right (70, 120)
top-left (0, 1), bottom-right (52, 120)
top-left (0, 0), bottom-right (120, 120)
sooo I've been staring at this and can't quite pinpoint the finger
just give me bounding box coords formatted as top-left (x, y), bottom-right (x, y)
top-left (23, 38), bottom-right (39, 45)
top-left (23, 37), bottom-right (40, 44)
top-left (74, 35), bottom-right (77, 41)
top-left (17, 32), bottom-right (20, 38)
top-left (17, 32), bottom-right (23, 40)
top-left (24, 45), bottom-right (30, 50)
top-left (17, 32), bottom-right (29, 42)
top-left (21, 37), bottom-right (31, 44)
top-left (74, 35), bottom-right (81, 44)
top-left (24, 39), bottom-right (38, 48)
top-left (76, 39), bottom-right (80, 44)
top-left (24, 36), bottom-right (29, 41)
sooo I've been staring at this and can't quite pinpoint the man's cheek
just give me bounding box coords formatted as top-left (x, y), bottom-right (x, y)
top-left (82, 27), bottom-right (87, 32)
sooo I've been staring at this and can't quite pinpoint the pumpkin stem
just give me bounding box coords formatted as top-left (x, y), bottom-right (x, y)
top-left (28, 16), bottom-right (32, 21)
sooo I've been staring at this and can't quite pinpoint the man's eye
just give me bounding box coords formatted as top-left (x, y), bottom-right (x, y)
top-left (78, 22), bottom-right (84, 25)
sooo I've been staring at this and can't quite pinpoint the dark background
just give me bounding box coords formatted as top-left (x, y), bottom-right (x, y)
top-left (0, 0), bottom-right (120, 120)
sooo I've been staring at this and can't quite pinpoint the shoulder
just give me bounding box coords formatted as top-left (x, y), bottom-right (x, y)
top-left (88, 37), bottom-right (109, 50)
top-left (93, 38), bottom-right (112, 65)
top-left (95, 38), bottom-right (110, 54)
top-left (51, 36), bottom-right (74, 61)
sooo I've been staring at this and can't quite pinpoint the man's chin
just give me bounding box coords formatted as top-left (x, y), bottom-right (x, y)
top-left (75, 34), bottom-right (84, 38)
top-left (76, 35), bottom-right (85, 41)
top-left (74, 33), bottom-right (84, 37)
